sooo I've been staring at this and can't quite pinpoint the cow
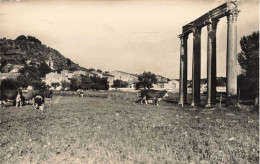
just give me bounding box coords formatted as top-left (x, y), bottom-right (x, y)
top-left (15, 91), bottom-right (25, 107)
top-left (77, 89), bottom-right (84, 97)
top-left (21, 87), bottom-right (52, 105)
top-left (140, 89), bottom-right (168, 106)
top-left (0, 79), bottom-right (19, 108)
top-left (34, 95), bottom-right (45, 110)
top-left (21, 89), bottom-right (39, 106)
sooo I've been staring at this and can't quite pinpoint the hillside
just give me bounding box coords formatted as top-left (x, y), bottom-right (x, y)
top-left (0, 35), bottom-right (87, 73)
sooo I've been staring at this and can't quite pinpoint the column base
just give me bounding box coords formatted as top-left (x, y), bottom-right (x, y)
top-left (191, 102), bottom-right (195, 107)
top-left (226, 95), bottom-right (238, 106)
top-left (205, 103), bottom-right (211, 108)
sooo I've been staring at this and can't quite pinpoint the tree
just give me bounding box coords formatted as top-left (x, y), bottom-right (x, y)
top-left (17, 65), bottom-right (41, 88)
top-left (99, 77), bottom-right (109, 90)
top-left (136, 71), bottom-right (158, 89)
top-left (16, 35), bottom-right (27, 41)
top-left (81, 75), bottom-right (92, 90)
top-left (61, 80), bottom-right (70, 89)
top-left (69, 66), bottom-right (77, 72)
top-left (238, 31), bottom-right (259, 99)
top-left (66, 58), bottom-right (72, 69)
top-left (31, 81), bottom-right (46, 90)
top-left (216, 77), bottom-right (226, 86)
top-left (51, 82), bottom-right (60, 89)
top-left (38, 62), bottom-right (52, 77)
top-left (97, 69), bottom-right (102, 73)
top-left (27, 36), bottom-right (41, 44)
top-left (112, 79), bottom-right (129, 88)
top-left (88, 68), bottom-right (95, 71)
top-left (70, 77), bottom-right (82, 91)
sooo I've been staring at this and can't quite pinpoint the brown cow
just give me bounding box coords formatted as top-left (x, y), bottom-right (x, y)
top-left (140, 89), bottom-right (168, 106)
top-left (0, 79), bottom-right (19, 108)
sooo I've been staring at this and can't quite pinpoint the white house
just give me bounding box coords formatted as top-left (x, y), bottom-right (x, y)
top-left (44, 72), bottom-right (69, 85)
top-left (109, 70), bottom-right (138, 83)
top-left (102, 72), bottom-right (115, 86)
top-left (73, 70), bottom-right (88, 76)
top-left (153, 79), bottom-right (179, 92)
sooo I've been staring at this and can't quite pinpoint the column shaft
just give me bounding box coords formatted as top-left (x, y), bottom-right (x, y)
top-left (226, 10), bottom-right (239, 105)
top-left (178, 36), bottom-right (184, 104)
top-left (206, 20), bottom-right (218, 107)
top-left (191, 28), bottom-right (201, 106)
top-left (183, 36), bottom-right (188, 103)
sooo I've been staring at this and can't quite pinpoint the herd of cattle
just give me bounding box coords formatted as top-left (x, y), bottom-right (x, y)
top-left (0, 79), bottom-right (53, 110)
top-left (1, 79), bottom-right (169, 110)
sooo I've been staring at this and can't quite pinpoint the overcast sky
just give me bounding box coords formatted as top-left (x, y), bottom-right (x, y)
top-left (0, 0), bottom-right (258, 79)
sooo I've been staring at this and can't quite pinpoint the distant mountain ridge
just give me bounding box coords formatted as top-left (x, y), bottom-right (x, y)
top-left (0, 35), bottom-right (87, 72)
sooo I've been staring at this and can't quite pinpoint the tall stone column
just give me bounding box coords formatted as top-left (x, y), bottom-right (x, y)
top-left (178, 35), bottom-right (184, 105)
top-left (183, 35), bottom-right (188, 103)
top-left (206, 19), bottom-right (218, 107)
top-left (178, 34), bottom-right (188, 105)
top-left (191, 28), bottom-right (201, 106)
top-left (226, 10), bottom-right (239, 105)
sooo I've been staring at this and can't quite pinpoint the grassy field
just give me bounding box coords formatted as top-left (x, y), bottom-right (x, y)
top-left (0, 94), bottom-right (259, 163)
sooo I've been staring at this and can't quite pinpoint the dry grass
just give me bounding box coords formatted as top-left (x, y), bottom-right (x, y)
top-left (0, 95), bottom-right (259, 163)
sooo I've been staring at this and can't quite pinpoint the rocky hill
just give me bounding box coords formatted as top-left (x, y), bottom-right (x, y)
top-left (0, 35), bottom-right (87, 73)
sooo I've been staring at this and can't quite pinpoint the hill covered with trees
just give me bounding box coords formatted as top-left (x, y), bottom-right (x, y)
top-left (0, 35), bottom-right (87, 73)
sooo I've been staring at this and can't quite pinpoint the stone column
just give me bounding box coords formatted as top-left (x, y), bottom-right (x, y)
top-left (206, 20), bottom-right (218, 107)
top-left (183, 35), bottom-right (188, 103)
top-left (179, 34), bottom-right (188, 105)
top-left (226, 10), bottom-right (239, 105)
top-left (178, 35), bottom-right (184, 105)
top-left (191, 28), bottom-right (201, 106)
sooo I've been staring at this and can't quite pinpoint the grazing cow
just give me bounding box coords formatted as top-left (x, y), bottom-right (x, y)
top-left (15, 91), bottom-right (25, 107)
top-left (0, 79), bottom-right (19, 108)
top-left (77, 89), bottom-right (84, 97)
top-left (21, 87), bottom-right (53, 105)
top-left (34, 95), bottom-right (45, 110)
top-left (21, 89), bottom-right (39, 105)
top-left (140, 89), bottom-right (168, 106)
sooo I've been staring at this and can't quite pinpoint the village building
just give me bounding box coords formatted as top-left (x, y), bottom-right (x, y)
top-left (89, 70), bottom-right (103, 77)
top-left (0, 63), bottom-right (23, 80)
top-left (152, 75), bottom-right (179, 91)
top-left (102, 72), bottom-right (115, 86)
top-left (164, 80), bottom-right (179, 91)
top-left (44, 72), bottom-right (70, 86)
top-left (109, 70), bottom-right (138, 83)
top-left (60, 70), bottom-right (75, 79)
top-left (0, 72), bottom-right (19, 80)
top-left (44, 69), bottom-right (89, 86)
top-left (73, 70), bottom-right (88, 76)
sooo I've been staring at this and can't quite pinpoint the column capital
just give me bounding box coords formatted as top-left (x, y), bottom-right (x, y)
top-left (192, 28), bottom-right (201, 39)
top-left (178, 34), bottom-right (189, 41)
top-left (206, 19), bottom-right (219, 32)
top-left (227, 9), bottom-right (239, 23)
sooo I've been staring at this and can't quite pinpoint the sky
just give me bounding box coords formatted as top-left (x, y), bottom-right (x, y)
top-left (0, 0), bottom-right (259, 79)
